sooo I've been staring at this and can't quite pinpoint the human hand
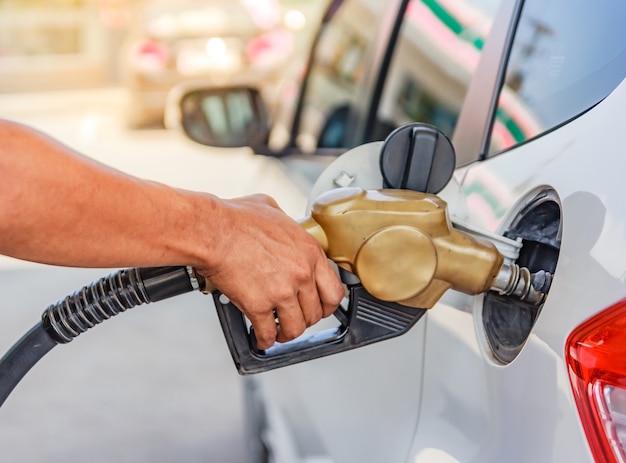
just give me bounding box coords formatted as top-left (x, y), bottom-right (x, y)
top-left (196, 194), bottom-right (344, 349)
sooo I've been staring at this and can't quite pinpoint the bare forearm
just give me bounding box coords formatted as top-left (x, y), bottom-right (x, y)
top-left (0, 120), bottom-right (215, 268)
top-left (0, 119), bottom-right (344, 347)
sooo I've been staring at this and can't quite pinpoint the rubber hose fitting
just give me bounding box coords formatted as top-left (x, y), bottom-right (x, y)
top-left (41, 266), bottom-right (196, 344)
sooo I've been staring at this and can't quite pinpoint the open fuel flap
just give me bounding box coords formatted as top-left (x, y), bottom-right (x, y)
top-left (480, 188), bottom-right (561, 364)
top-left (213, 123), bottom-right (557, 374)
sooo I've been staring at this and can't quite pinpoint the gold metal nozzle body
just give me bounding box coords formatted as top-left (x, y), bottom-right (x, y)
top-left (300, 187), bottom-right (504, 309)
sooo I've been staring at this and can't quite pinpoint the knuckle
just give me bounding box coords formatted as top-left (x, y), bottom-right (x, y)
top-left (280, 321), bottom-right (306, 340)
top-left (292, 262), bottom-right (314, 283)
top-left (295, 267), bottom-right (313, 284)
top-left (257, 193), bottom-right (279, 208)
top-left (331, 285), bottom-right (345, 304)
top-left (274, 287), bottom-right (295, 304)
top-left (255, 329), bottom-right (276, 347)
top-left (305, 237), bottom-right (326, 257)
top-left (306, 310), bottom-right (322, 326)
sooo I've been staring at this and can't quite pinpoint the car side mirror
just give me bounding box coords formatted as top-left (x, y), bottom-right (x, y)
top-left (171, 86), bottom-right (271, 149)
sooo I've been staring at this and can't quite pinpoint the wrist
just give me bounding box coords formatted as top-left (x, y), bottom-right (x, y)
top-left (174, 189), bottom-right (227, 274)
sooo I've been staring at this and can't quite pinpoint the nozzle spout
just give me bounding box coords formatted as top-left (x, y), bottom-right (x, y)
top-left (491, 263), bottom-right (552, 305)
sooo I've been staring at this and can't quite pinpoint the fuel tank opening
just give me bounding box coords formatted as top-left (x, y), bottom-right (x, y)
top-left (482, 188), bottom-right (561, 364)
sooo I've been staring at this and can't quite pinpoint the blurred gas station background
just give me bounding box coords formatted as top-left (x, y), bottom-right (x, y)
top-left (0, 2), bottom-right (326, 462)
top-left (0, 0), bottom-right (325, 126)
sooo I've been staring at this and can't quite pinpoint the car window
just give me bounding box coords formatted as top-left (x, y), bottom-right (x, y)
top-left (487, 0), bottom-right (626, 154)
top-left (293, 0), bottom-right (381, 152)
top-left (374, 0), bottom-right (502, 141)
top-left (294, 0), bottom-right (502, 153)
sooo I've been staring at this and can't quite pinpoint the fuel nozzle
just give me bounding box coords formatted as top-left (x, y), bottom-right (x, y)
top-left (300, 187), bottom-right (549, 309)
top-left (491, 264), bottom-right (552, 305)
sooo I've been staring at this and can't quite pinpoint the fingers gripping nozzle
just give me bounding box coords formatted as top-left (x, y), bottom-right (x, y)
top-left (300, 187), bottom-right (546, 309)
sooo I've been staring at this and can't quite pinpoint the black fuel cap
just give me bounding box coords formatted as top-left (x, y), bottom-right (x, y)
top-left (380, 123), bottom-right (456, 194)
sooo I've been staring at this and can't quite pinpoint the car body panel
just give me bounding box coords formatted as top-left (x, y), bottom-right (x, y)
top-left (407, 77), bottom-right (626, 462)
top-left (257, 320), bottom-right (427, 463)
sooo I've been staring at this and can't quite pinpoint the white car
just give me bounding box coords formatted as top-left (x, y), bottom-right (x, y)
top-left (170, 0), bottom-right (626, 462)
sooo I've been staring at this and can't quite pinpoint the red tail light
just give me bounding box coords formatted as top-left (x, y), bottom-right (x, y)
top-left (566, 299), bottom-right (626, 463)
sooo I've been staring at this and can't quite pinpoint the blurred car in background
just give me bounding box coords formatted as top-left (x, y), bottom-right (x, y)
top-left (123, 0), bottom-right (298, 129)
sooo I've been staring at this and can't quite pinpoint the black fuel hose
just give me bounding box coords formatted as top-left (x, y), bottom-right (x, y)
top-left (0, 266), bottom-right (203, 407)
top-left (0, 324), bottom-right (56, 407)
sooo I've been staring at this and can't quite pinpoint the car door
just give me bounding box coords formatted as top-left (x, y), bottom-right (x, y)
top-left (253, 1), bottom-right (507, 462)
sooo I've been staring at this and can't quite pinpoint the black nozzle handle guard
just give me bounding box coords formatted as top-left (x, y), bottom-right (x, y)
top-left (214, 284), bottom-right (427, 375)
